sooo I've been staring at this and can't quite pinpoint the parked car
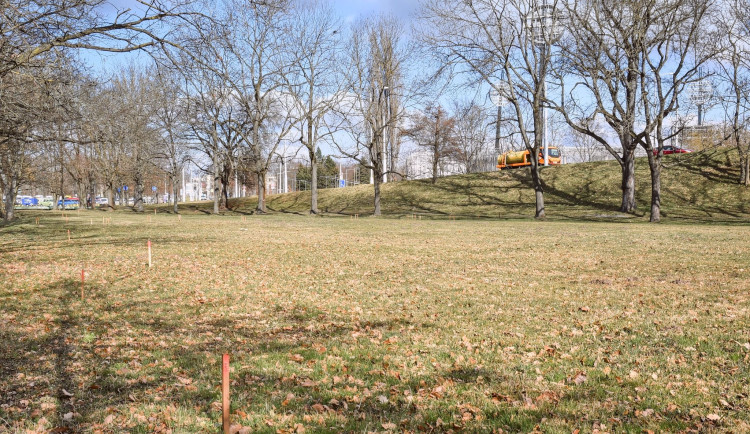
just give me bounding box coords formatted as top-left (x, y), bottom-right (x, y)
top-left (57, 197), bottom-right (80, 210)
top-left (654, 145), bottom-right (692, 155)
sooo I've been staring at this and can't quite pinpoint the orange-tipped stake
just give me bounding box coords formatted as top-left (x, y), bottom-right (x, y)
top-left (222, 354), bottom-right (230, 434)
top-left (147, 239), bottom-right (152, 268)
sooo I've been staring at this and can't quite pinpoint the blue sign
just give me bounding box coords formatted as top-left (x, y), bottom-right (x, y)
top-left (116, 187), bottom-right (121, 192)
top-left (339, 179), bottom-right (346, 188)
top-left (152, 186), bottom-right (157, 192)
top-left (123, 185), bottom-right (128, 191)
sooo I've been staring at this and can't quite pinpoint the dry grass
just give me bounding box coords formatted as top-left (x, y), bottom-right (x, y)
top-left (1, 209), bottom-right (749, 433)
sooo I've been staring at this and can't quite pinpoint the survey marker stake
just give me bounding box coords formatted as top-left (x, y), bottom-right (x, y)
top-left (147, 239), bottom-right (152, 268)
top-left (222, 353), bottom-right (230, 434)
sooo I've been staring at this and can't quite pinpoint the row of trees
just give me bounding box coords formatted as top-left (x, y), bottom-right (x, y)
top-left (3, 0), bottom-right (750, 224)
top-left (424, 0), bottom-right (750, 221)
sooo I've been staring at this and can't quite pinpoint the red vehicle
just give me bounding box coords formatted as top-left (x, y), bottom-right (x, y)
top-left (654, 145), bottom-right (691, 155)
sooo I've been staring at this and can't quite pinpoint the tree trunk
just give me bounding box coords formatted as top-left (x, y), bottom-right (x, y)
top-left (530, 160), bottom-right (545, 219)
top-left (647, 153), bottom-right (661, 222)
top-left (106, 185), bottom-right (115, 212)
top-left (741, 153), bottom-right (750, 186)
top-left (2, 179), bottom-right (17, 222)
top-left (133, 171), bottom-right (144, 212)
top-left (620, 147), bottom-right (636, 213)
top-left (54, 164), bottom-right (65, 211)
top-left (373, 169), bottom-right (381, 216)
top-left (172, 177), bottom-right (180, 214)
top-left (256, 171), bottom-right (266, 214)
top-left (310, 148), bottom-right (318, 214)
top-left (431, 146), bottom-right (439, 184)
top-left (213, 154), bottom-right (221, 215)
top-left (88, 175), bottom-right (96, 209)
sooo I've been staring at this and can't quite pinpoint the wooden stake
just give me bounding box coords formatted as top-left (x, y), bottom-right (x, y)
top-left (222, 353), bottom-right (230, 434)
top-left (67, 229), bottom-right (71, 241)
top-left (178, 214), bottom-right (182, 222)
top-left (81, 269), bottom-right (85, 299)
top-left (90, 218), bottom-right (93, 225)
top-left (147, 239), bottom-right (152, 268)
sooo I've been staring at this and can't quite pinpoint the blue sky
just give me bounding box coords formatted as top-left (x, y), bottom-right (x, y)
top-left (332, 0), bottom-right (420, 22)
top-left (84, 0), bottom-right (421, 74)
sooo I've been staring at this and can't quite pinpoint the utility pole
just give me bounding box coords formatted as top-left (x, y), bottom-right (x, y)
top-left (383, 86), bottom-right (390, 183)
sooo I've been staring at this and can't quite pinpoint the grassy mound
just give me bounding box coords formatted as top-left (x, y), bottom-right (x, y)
top-left (161, 148), bottom-right (750, 223)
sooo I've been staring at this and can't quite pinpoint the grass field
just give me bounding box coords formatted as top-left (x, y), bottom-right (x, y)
top-left (1, 208), bottom-right (749, 433)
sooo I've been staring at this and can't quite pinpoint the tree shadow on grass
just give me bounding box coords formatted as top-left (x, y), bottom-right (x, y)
top-left (0, 278), bottom-right (85, 431)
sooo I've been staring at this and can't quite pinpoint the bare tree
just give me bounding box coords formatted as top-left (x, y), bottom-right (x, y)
top-left (556, 0), bottom-right (714, 221)
top-left (419, 0), bottom-right (559, 218)
top-left (153, 69), bottom-right (191, 213)
top-left (179, 0), bottom-right (297, 214)
top-left (333, 15), bottom-right (406, 216)
top-left (110, 67), bottom-right (160, 212)
top-left (285, 0), bottom-right (344, 214)
top-left (404, 105), bottom-right (456, 183)
top-left (716, 0), bottom-right (750, 186)
top-left (0, 0), bottom-right (193, 221)
top-left (86, 83), bottom-right (130, 211)
top-left (566, 127), bottom-right (611, 163)
top-left (451, 100), bottom-right (493, 173)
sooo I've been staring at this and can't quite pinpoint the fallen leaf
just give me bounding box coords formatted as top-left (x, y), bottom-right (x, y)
top-left (572, 372), bottom-right (587, 385)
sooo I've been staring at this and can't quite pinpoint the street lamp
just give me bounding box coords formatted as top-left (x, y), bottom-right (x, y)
top-left (689, 68), bottom-right (712, 126)
top-left (526, 0), bottom-right (562, 167)
top-left (490, 79), bottom-right (511, 154)
top-left (383, 86), bottom-right (390, 183)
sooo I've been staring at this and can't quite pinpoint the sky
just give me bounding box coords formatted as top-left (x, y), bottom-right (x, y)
top-left (331, 0), bottom-right (420, 23)
top-left (85, 0), bottom-right (421, 75)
